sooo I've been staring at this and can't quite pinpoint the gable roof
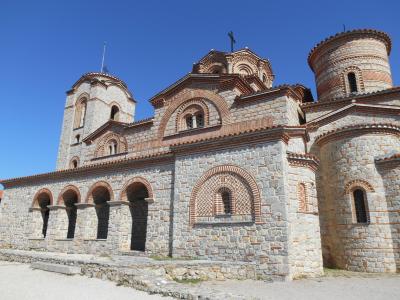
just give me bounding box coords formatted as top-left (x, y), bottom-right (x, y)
top-left (307, 103), bottom-right (400, 129)
top-left (302, 86), bottom-right (400, 111)
top-left (149, 73), bottom-right (267, 107)
top-left (83, 118), bottom-right (154, 143)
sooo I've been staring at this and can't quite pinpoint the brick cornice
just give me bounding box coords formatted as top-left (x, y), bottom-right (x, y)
top-left (170, 126), bottom-right (301, 154)
top-left (1, 151), bottom-right (174, 188)
top-left (315, 124), bottom-right (400, 146)
top-left (287, 152), bottom-right (320, 172)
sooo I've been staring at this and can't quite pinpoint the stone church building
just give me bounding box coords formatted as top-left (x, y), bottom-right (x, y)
top-left (0, 29), bottom-right (399, 280)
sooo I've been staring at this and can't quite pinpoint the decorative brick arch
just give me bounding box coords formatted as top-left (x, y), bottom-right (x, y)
top-left (175, 99), bottom-right (210, 132)
top-left (74, 92), bottom-right (90, 106)
top-left (86, 181), bottom-right (114, 204)
top-left (344, 179), bottom-right (375, 195)
top-left (158, 90), bottom-right (231, 138)
top-left (190, 165), bottom-right (262, 225)
top-left (57, 185), bottom-right (81, 205)
top-left (120, 176), bottom-right (154, 201)
top-left (32, 188), bottom-right (53, 208)
top-left (232, 55), bottom-right (258, 75)
top-left (94, 132), bottom-right (128, 158)
top-left (341, 66), bottom-right (365, 95)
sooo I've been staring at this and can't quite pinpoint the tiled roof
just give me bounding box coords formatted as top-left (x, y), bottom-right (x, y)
top-left (0, 151), bottom-right (173, 187)
top-left (0, 190), bottom-right (3, 199)
top-left (308, 29), bottom-right (392, 69)
top-left (301, 86), bottom-right (400, 109)
top-left (315, 123), bottom-right (400, 144)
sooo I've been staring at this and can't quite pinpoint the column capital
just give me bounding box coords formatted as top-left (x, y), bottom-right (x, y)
top-left (75, 203), bottom-right (95, 209)
top-left (107, 200), bottom-right (130, 207)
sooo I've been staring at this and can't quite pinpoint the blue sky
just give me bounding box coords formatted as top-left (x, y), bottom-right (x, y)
top-left (0, 0), bottom-right (399, 182)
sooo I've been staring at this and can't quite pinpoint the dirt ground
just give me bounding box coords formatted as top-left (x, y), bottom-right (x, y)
top-left (0, 261), bottom-right (173, 300)
top-left (1, 261), bottom-right (399, 300)
top-left (199, 269), bottom-right (400, 300)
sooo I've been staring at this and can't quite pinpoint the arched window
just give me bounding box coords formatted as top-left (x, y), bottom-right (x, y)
top-left (185, 115), bottom-right (193, 129)
top-left (110, 105), bottom-right (120, 121)
top-left (262, 74), bottom-right (267, 83)
top-left (74, 98), bottom-right (87, 129)
top-left (195, 113), bottom-right (204, 128)
top-left (348, 72), bottom-right (358, 93)
top-left (69, 157), bottom-right (79, 169)
top-left (108, 139), bottom-right (118, 155)
top-left (183, 112), bottom-right (204, 130)
top-left (75, 134), bottom-right (80, 143)
top-left (353, 189), bottom-right (369, 224)
top-left (221, 191), bottom-right (232, 214)
top-left (215, 187), bottom-right (233, 216)
top-left (72, 160), bottom-right (78, 168)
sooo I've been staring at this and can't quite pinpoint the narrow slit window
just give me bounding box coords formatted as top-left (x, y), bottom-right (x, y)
top-left (348, 72), bottom-right (358, 93)
top-left (353, 189), bottom-right (368, 223)
top-left (110, 105), bottom-right (120, 121)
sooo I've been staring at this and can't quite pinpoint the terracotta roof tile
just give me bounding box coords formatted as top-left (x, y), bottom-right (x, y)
top-left (308, 29), bottom-right (392, 69)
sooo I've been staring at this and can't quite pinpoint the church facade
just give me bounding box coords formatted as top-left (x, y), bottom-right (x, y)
top-left (0, 29), bottom-right (399, 280)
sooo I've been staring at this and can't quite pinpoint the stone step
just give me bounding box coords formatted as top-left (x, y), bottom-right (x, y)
top-left (31, 262), bottom-right (81, 275)
top-left (119, 250), bottom-right (148, 257)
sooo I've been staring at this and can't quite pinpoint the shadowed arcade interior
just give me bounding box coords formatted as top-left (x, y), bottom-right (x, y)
top-left (126, 182), bottom-right (149, 251)
top-left (37, 192), bottom-right (51, 238)
top-left (92, 186), bottom-right (111, 239)
top-left (61, 189), bottom-right (79, 239)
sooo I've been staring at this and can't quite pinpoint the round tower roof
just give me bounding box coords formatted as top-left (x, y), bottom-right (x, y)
top-left (308, 29), bottom-right (392, 71)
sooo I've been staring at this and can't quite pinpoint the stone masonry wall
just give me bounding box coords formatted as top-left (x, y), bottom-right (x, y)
top-left (172, 141), bottom-right (291, 279)
top-left (0, 162), bottom-right (173, 256)
top-left (377, 162), bottom-right (400, 271)
top-left (284, 161), bottom-right (323, 278)
top-left (316, 133), bottom-right (399, 272)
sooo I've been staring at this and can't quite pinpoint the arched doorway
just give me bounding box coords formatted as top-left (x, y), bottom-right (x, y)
top-left (60, 188), bottom-right (79, 239)
top-left (36, 192), bottom-right (51, 238)
top-left (126, 182), bottom-right (149, 251)
top-left (92, 186), bottom-right (111, 239)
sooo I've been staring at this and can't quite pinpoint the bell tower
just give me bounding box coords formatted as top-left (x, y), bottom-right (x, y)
top-left (56, 72), bottom-right (136, 170)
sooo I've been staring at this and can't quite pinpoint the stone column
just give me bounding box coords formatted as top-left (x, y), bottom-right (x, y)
top-left (46, 205), bottom-right (67, 251)
top-left (27, 208), bottom-right (47, 250)
top-left (107, 200), bottom-right (131, 253)
top-left (28, 208), bottom-right (45, 239)
top-left (75, 203), bottom-right (96, 253)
